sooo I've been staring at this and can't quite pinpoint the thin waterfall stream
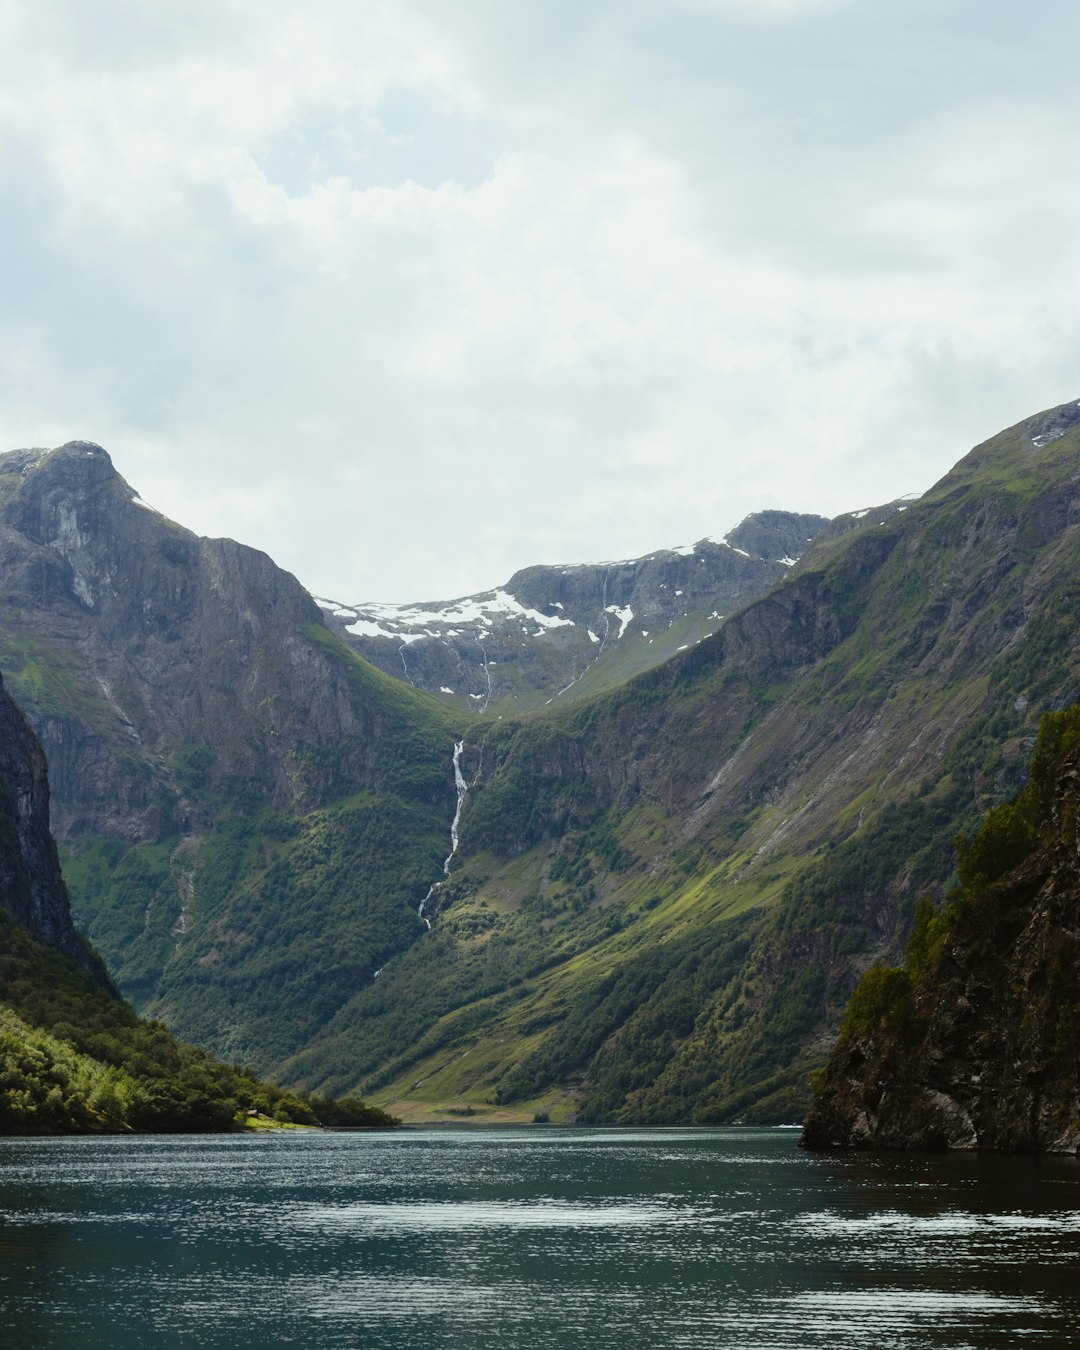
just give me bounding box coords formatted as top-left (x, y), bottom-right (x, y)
top-left (417, 739), bottom-right (468, 929)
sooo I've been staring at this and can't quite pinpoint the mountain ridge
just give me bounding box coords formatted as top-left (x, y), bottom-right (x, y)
top-left (315, 506), bottom-right (918, 714)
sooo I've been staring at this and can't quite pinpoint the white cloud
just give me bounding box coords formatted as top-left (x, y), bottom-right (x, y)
top-left (0, 1), bottom-right (1078, 599)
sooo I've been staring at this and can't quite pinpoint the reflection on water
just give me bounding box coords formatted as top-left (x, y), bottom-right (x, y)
top-left (0, 1127), bottom-right (1077, 1348)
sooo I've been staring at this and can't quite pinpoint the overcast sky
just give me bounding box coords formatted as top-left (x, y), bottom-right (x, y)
top-left (1, 0), bottom-right (1078, 600)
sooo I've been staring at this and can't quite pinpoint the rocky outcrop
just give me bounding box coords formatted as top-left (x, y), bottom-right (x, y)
top-left (316, 511), bottom-right (832, 713)
top-left (802, 705), bottom-right (1080, 1154)
top-left (0, 668), bottom-right (90, 969)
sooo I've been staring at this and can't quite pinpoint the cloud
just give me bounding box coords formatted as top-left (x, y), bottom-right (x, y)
top-left (0, 1), bottom-right (1078, 598)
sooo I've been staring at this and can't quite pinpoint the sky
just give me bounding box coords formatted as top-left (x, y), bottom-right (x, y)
top-left (1, 0), bottom-right (1078, 601)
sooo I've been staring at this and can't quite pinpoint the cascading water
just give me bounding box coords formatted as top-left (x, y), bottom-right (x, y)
top-left (417, 740), bottom-right (468, 930)
top-left (477, 642), bottom-right (493, 712)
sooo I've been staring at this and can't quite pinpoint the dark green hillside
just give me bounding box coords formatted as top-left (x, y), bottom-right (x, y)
top-left (0, 909), bottom-right (396, 1132)
top-left (803, 703), bottom-right (1080, 1153)
top-left (288, 398), bottom-right (1080, 1123)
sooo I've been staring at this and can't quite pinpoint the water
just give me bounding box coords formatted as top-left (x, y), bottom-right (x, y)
top-left (1, 1127), bottom-right (1078, 1348)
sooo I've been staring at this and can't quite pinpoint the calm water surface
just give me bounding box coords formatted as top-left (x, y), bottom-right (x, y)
top-left (1, 1126), bottom-right (1078, 1348)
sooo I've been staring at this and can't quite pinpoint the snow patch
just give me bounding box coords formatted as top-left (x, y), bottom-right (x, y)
top-left (587, 630), bottom-right (600, 644)
top-left (131, 495), bottom-right (161, 515)
top-left (604, 604), bottom-right (634, 639)
top-left (353, 589), bottom-right (575, 633)
top-left (345, 618), bottom-right (428, 644)
top-left (777, 556), bottom-right (797, 567)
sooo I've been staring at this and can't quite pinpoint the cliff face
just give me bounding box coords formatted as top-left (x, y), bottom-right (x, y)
top-left (0, 442), bottom-right (459, 844)
top-left (0, 669), bottom-right (88, 969)
top-left (802, 706), bottom-right (1080, 1154)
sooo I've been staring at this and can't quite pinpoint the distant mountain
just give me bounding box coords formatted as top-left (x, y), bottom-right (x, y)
top-left (315, 511), bottom-right (835, 713)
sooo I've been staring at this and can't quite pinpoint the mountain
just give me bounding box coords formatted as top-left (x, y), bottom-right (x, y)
top-left (802, 703), bottom-right (1080, 1153)
top-left (280, 395), bottom-right (1080, 1122)
top-left (0, 442), bottom-right (465, 1072)
top-left (316, 511), bottom-right (834, 714)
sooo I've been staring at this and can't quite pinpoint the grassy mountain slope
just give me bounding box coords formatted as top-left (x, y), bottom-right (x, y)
top-left (282, 398), bottom-right (1080, 1123)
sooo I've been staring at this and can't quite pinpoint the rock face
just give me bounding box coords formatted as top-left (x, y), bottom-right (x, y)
top-left (317, 510), bottom-right (834, 713)
top-left (0, 668), bottom-right (88, 968)
top-left (0, 442), bottom-right (456, 843)
top-left (802, 706), bottom-right (1080, 1154)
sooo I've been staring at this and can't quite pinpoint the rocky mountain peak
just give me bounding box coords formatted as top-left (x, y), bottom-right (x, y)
top-left (1027, 395), bottom-right (1080, 449)
top-left (0, 440), bottom-right (192, 615)
top-left (723, 510), bottom-right (828, 562)
top-left (320, 509), bottom-right (834, 713)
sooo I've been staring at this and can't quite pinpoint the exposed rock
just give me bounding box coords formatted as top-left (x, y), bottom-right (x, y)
top-left (0, 441), bottom-right (456, 844)
top-left (0, 667), bottom-right (94, 971)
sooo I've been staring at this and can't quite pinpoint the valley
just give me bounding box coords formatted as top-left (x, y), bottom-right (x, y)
top-left (0, 395), bottom-right (1078, 1128)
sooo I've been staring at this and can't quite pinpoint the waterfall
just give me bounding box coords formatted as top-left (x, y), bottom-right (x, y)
top-left (417, 740), bottom-right (468, 930)
top-left (477, 642), bottom-right (493, 713)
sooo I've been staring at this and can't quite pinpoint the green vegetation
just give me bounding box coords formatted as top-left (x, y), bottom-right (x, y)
top-left (0, 909), bottom-right (398, 1133)
top-left (13, 401), bottom-right (1080, 1131)
top-left (66, 790), bottom-right (454, 1074)
top-left (837, 703), bottom-right (1080, 1052)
